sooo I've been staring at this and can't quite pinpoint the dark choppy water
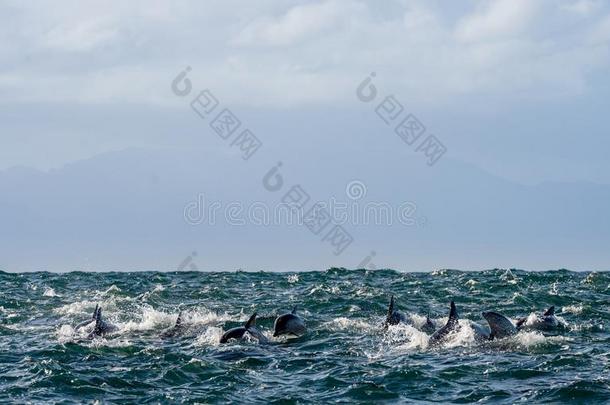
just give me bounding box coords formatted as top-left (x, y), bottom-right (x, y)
top-left (0, 269), bottom-right (609, 404)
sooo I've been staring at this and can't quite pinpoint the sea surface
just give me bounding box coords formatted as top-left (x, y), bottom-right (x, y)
top-left (0, 269), bottom-right (609, 404)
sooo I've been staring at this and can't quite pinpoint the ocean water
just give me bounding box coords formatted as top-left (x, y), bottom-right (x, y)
top-left (0, 269), bottom-right (609, 404)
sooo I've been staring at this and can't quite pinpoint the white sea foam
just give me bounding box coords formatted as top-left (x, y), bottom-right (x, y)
top-left (434, 320), bottom-right (481, 349)
top-left (57, 325), bottom-right (78, 343)
top-left (582, 272), bottom-right (597, 284)
top-left (325, 317), bottom-right (375, 332)
top-left (562, 304), bottom-right (584, 315)
top-left (56, 322), bottom-right (94, 343)
top-left (408, 313), bottom-right (437, 330)
top-left (88, 337), bottom-right (132, 348)
top-left (137, 284), bottom-right (167, 300)
top-left (355, 287), bottom-right (375, 297)
top-left (512, 331), bottom-right (567, 349)
top-left (103, 285), bottom-right (122, 294)
top-left (43, 287), bottom-right (59, 297)
top-left (382, 323), bottom-right (430, 352)
top-left (194, 326), bottom-right (224, 346)
top-left (55, 301), bottom-right (104, 316)
top-left (307, 284), bottom-right (340, 295)
top-left (500, 269), bottom-right (520, 284)
top-left (120, 307), bottom-right (176, 333)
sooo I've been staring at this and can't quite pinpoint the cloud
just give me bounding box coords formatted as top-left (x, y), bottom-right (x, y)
top-left (233, 0), bottom-right (365, 47)
top-left (560, 0), bottom-right (603, 16)
top-left (455, 0), bottom-right (541, 43)
top-left (588, 14), bottom-right (610, 44)
top-left (42, 18), bottom-right (120, 52)
top-left (1, 0), bottom-right (610, 107)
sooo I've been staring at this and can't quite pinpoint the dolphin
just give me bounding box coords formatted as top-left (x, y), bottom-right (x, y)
top-left (383, 295), bottom-right (407, 328)
top-left (161, 311), bottom-right (184, 338)
top-left (88, 306), bottom-right (118, 338)
top-left (428, 301), bottom-right (460, 345)
top-left (220, 312), bottom-right (268, 344)
top-left (515, 306), bottom-right (564, 330)
top-left (273, 306), bottom-right (306, 338)
top-left (383, 295), bottom-right (435, 333)
top-left (75, 304), bottom-right (99, 331)
top-left (421, 314), bottom-right (436, 334)
top-left (482, 311), bottom-right (518, 340)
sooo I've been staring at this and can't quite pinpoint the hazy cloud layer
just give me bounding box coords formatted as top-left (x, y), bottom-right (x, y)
top-left (2, 0), bottom-right (610, 106)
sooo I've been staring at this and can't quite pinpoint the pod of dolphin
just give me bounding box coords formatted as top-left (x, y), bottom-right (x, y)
top-left (74, 305), bottom-right (307, 342)
top-left (73, 296), bottom-right (565, 345)
top-left (385, 296), bottom-right (566, 345)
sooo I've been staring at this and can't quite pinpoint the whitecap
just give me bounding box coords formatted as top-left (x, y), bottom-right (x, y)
top-left (383, 323), bottom-right (430, 351)
top-left (325, 317), bottom-right (374, 333)
top-left (500, 269), bottom-right (520, 284)
top-left (102, 285), bottom-right (122, 295)
top-left (120, 307), bottom-right (176, 333)
top-left (56, 325), bottom-right (77, 343)
top-left (54, 301), bottom-right (100, 316)
top-left (562, 304), bottom-right (584, 315)
top-left (194, 326), bottom-right (224, 346)
top-left (43, 287), bottom-right (59, 297)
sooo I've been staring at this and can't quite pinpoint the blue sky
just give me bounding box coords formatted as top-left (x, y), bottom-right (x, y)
top-left (1, 0), bottom-right (610, 271)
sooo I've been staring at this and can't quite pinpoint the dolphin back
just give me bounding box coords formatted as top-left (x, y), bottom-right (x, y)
top-left (274, 312), bottom-right (306, 337)
top-left (483, 311), bottom-right (517, 340)
top-left (221, 312), bottom-right (266, 343)
top-left (220, 327), bottom-right (247, 343)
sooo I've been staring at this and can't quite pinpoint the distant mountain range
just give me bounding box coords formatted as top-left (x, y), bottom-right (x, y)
top-left (1, 146), bottom-right (608, 272)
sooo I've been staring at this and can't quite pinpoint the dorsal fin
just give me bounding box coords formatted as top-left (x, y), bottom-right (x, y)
top-left (94, 307), bottom-right (103, 333)
top-left (291, 306), bottom-right (298, 315)
top-left (448, 301), bottom-right (458, 322)
top-left (382, 295), bottom-right (396, 329)
top-left (175, 311), bottom-right (183, 327)
top-left (543, 306), bottom-right (555, 316)
top-left (244, 312), bottom-right (257, 329)
top-left (92, 304), bottom-right (99, 319)
top-left (387, 296), bottom-right (395, 318)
